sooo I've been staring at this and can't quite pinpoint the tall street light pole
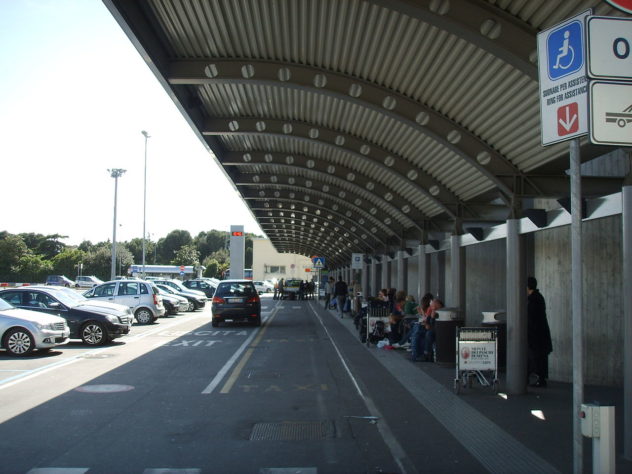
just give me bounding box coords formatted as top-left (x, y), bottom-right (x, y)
top-left (141, 130), bottom-right (150, 278)
top-left (109, 168), bottom-right (126, 280)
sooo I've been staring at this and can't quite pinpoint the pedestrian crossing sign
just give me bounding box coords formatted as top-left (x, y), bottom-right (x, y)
top-left (312, 257), bottom-right (325, 268)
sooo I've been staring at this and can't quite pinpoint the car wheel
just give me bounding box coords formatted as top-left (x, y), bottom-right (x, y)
top-left (81, 322), bottom-right (108, 345)
top-left (253, 316), bottom-right (262, 327)
top-left (212, 319), bottom-right (220, 327)
top-left (135, 308), bottom-right (154, 325)
top-left (4, 328), bottom-right (35, 356)
top-left (186, 301), bottom-right (195, 312)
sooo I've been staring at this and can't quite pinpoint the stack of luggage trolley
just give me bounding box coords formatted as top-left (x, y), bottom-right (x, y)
top-left (454, 326), bottom-right (499, 394)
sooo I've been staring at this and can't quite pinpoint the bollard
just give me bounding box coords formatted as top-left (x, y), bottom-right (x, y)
top-left (580, 404), bottom-right (616, 474)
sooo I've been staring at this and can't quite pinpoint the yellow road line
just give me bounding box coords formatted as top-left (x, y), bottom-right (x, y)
top-left (219, 310), bottom-right (277, 394)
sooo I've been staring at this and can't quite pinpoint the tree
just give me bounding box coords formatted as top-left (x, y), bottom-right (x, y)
top-left (157, 230), bottom-right (192, 263)
top-left (194, 230), bottom-right (228, 261)
top-left (0, 234), bottom-right (30, 281)
top-left (84, 245), bottom-right (133, 280)
top-left (171, 244), bottom-right (200, 266)
top-left (19, 254), bottom-right (52, 283)
top-left (51, 248), bottom-right (87, 278)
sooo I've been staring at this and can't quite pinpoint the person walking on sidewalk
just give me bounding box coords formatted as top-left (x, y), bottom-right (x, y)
top-left (333, 276), bottom-right (348, 319)
top-left (324, 277), bottom-right (334, 309)
top-left (527, 276), bottom-right (553, 387)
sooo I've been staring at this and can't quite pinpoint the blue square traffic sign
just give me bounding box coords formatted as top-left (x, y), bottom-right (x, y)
top-left (547, 20), bottom-right (584, 80)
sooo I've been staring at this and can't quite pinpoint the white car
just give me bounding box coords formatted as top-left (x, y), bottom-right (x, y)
top-left (83, 280), bottom-right (165, 324)
top-left (0, 299), bottom-right (70, 356)
top-left (253, 281), bottom-right (274, 294)
top-left (75, 275), bottom-right (104, 288)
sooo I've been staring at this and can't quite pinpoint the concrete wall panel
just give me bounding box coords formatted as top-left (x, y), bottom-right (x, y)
top-left (534, 215), bottom-right (623, 385)
top-left (465, 239), bottom-right (507, 326)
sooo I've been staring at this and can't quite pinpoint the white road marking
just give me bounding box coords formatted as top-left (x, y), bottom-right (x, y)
top-left (201, 309), bottom-right (277, 394)
top-left (309, 303), bottom-right (412, 474)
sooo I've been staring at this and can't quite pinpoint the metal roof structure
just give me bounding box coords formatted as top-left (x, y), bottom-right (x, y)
top-left (104, 0), bottom-right (627, 267)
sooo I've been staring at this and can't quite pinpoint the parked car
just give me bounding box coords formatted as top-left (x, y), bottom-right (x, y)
top-left (46, 275), bottom-right (74, 287)
top-left (182, 278), bottom-right (217, 298)
top-left (75, 275), bottom-right (103, 288)
top-left (211, 280), bottom-right (261, 327)
top-left (155, 284), bottom-right (202, 312)
top-left (0, 286), bottom-right (131, 346)
top-left (82, 280), bottom-right (165, 324)
top-left (0, 298), bottom-right (70, 356)
top-left (156, 286), bottom-right (189, 315)
top-left (153, 279), bottom-right (207, 310)
top-left (253, 280), bottom-right (274, 294)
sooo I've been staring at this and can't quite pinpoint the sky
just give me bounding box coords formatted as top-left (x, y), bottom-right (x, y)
top-left (0, 0), bottom-right (263, 246)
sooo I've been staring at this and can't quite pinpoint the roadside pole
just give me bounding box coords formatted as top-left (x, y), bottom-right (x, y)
top-left (537, 11), bottom-right (591, 473)
top-left (570, 138), bottom-right (583, 473)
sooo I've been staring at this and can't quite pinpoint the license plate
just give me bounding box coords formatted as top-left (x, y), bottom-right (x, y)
top-left (231, 298), bottom-right (244, 303)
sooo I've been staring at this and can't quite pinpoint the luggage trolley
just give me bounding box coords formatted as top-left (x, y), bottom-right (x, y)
top-left (363, 302), bottom-right (390, 346)
top-left (454, 327), bottom-right (499, 394)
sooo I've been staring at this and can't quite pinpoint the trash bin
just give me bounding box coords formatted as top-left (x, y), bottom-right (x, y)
top-left (434, 308), bottom-right (464, 367)
top-left (482, 311), bottom-right (506, 371)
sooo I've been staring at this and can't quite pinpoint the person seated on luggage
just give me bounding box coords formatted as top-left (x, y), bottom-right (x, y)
top-left (422, 298), bottom-right (444, 362)
top-left (395, 295), bottom-right (418, 347)
top-left (410, 293), bottom-right (434, 361)
top-left (387, 308), bottom-right (405, 344)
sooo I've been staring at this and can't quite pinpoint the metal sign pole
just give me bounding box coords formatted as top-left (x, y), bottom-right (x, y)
top-left (570, 137), bottom-right (584, 474)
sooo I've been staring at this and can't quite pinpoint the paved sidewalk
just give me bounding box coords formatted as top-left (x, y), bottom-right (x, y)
top-left (328, 306), bottom-right (631, 473)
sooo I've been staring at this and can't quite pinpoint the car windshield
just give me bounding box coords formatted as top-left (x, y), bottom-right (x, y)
top-left (216, 282), bottom-right (256, 297)
top-left (45, 289), bottom-right (83, 307)
top-left (55, 287), bottom-right (88, 303)
top-left (0, 299), bottom-right (14, 310)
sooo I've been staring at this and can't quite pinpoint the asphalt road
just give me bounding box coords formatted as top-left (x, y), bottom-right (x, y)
top-left (0, 295), bottom-right (421, 474)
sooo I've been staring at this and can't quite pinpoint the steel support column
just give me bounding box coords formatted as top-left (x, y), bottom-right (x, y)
top-left (397, 250), bottom-right (405, 292)
top-left (506, 218), bottom-right (526, 395)
top-left (417, 244), bottom-right (429, 300)
top-left (382, 255), bottom-right (389, 291)
top-left (450, 235), bottom-right (465, 313)
top-left (371, 257), bottom-right (379, 297)
top-left (570, 139), bottom-right (584, 474)
top-left (623, 184), bottom-right (632, 461)
top-left (362, 259), bottom-right (369, 299)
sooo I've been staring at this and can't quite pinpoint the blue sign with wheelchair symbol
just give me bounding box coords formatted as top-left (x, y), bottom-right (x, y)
top-left (547, 20), bottom-right (584, 80)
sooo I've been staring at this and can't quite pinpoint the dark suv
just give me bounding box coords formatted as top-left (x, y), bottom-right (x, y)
top-left (211, 280), bottom-right (260, 327)
top-left (183, 279), bottom-right (217, 298)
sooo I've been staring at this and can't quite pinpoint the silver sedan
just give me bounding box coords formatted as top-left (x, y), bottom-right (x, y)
top-left (0, 299), bottom-right (70, 356)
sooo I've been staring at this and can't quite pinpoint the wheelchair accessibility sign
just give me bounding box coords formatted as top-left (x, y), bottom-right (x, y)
top-left (538, 10), bottom-right (591, 146)
top-left (547, 21), bottom-right (584, 80)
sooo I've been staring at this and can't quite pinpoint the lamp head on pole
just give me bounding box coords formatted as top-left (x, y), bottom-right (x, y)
top-left (108, 168), bottom-right (127, 178)
top-left (141, 130), bottom-right (150, 139)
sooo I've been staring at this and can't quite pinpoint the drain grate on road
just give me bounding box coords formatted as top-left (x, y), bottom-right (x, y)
top-left (249, 421), bottom-right (336, 441)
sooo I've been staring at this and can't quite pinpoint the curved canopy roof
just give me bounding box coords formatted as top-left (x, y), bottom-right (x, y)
top-left (105, 0), bottom-right (626, 267)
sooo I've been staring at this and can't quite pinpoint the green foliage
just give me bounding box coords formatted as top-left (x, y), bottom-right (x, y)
top-left (0, 234), bottom-right (30, 281)
top-left (51, 248), bottom-right (87, 278)
top-left (19, 254), bottom-right (53, 283)
top-left (157, 230), bottom-right (192, 263)
top-left (0, 228), bottom-right (262, 283)
top-left (171, 244), bottom-right (200, 266)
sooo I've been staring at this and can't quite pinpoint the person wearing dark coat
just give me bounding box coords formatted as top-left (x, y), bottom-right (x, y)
top-left (527, 276), bottom-right (553, 387)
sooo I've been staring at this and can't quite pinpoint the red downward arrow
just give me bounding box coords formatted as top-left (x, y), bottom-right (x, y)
top-left (557, 103), bottom-right (579, 136)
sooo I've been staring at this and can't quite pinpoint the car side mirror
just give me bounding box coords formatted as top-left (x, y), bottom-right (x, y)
top-left (49, 302), bottom-right (62, 310)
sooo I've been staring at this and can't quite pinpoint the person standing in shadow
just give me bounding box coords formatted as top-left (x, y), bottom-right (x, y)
top-left (527, 276), bottom-right (553, 387)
